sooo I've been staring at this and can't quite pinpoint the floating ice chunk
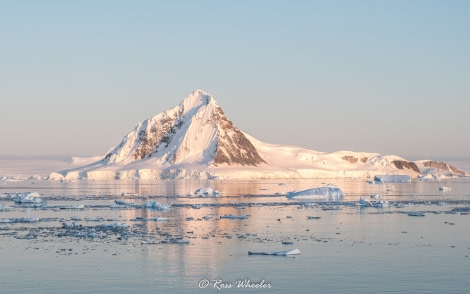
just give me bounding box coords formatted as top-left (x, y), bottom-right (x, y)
top-left (321, 205), bottom-right (342, 210)
top-left (220, 214), bottom-right (249, 220)
top-left (98, 222), bottom-right (129, 229)
top-left (115, 199), bottom-right (134, 206)
top-left (14, 192), bottom-right (42, 204)
top-left (169, 238), bottom-right (190, 244)
top-left (141, 239), bottom-right (159, 244)
top-left (131, 217), bottom-right (168, 222)
top-left (355, 197), bottom-right (373, 207)
top-left (439, 186), bottom-right (452, 191)
top-left (374, 175), bottom-right (411, 183)
top-left (62, 222), bottom-right (82, 229)
top-left (144, 200), bottom-right (171, 210)
top-left (286, 185), bottom-right (344, 201)
top-left (408, 211), bottom-right (425, 217)
top-left (248, 248), bottom-right (301, 256)
top-left (374, 200), bottom-right (390, 208)
top-left (194, 187), bottom-right (219, 197)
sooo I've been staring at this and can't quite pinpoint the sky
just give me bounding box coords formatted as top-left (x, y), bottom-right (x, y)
top-left (1, 0), bottom-right (469, 162)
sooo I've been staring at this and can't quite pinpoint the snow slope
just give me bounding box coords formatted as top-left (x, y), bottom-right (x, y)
top-left (48, 90), bottom-right (468, 180)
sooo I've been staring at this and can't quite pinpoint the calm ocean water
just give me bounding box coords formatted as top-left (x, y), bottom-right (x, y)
top-left (1, 178), bottom-right (469, 294)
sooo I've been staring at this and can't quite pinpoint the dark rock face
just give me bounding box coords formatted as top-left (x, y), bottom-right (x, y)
top-left (134, 115), bottom-right (179, 160)
top-left (391, 160), bottom-right (421, 174)
top-left (342, 156), bottom-right (358, 164)
top-left (341, 156), bottom-right (369, 164)
top-left (422, 161), bottom-right (466, 175)
top-left (213, 107), bottom-right (266, 166)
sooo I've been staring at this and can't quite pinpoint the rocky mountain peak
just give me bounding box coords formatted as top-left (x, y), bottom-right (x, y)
top-left (103, 90), bottom-right (265, 167)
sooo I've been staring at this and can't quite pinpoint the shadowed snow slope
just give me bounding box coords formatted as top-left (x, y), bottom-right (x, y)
top-left (49, 90), bottom-right (468, 180)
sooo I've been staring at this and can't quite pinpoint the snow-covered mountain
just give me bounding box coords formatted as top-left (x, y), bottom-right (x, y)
top-left (50, 90), bottom-right (468, 180)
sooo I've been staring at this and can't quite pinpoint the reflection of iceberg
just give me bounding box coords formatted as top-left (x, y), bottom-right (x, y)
top-left (374, 175), bottom-right (411, 183)
top-left (286, 185), bottom-right (344, 201)
top-left (14, 192), bottom-right (42, 204)
top-left (248, 248), bottom-right (301, 256)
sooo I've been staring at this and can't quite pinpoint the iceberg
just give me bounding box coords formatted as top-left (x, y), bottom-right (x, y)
top-left (286, 185), bottom-right (344, 201)
top-left (374, 175), bottom-right (411, 183)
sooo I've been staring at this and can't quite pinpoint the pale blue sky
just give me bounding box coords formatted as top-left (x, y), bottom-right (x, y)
top-left (1, 0), bottom-right (469, 161)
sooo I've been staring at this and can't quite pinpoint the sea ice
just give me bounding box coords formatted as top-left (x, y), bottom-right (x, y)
top-left (286, 185), bottom-right (344, 201)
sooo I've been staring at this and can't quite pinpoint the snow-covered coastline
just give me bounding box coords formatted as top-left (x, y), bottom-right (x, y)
top-left (2, 91), bottom-right (469, 181)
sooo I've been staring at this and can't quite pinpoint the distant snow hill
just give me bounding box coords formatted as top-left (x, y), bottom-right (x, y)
top-left (49, 90), bottom-right (468, 180)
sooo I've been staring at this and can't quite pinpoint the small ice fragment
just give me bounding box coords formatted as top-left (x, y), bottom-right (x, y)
top-left (439, 186), bottom-right (452, 191)
top-left (220, 214), bottom-right (249, 220)
top-left (115, 199), bottom-right (134, 206)
top-left (408, 211), bottom-right (425, 217)
top-left (248, 248), bottom-right (301, 256)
